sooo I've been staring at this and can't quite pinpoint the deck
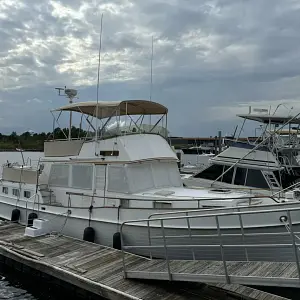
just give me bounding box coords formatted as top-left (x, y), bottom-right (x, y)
top-left (0, 222), bottom-right (288, 300)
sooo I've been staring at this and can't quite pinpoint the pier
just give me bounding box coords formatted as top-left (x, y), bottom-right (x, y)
top-left (0, 222), bottom-right (287, 300)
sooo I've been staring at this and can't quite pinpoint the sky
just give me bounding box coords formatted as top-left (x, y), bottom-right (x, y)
top-left (1, 0), bottom-right (300, 137)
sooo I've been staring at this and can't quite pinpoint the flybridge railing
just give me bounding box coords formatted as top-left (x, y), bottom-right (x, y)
top-left (120, 205), bottom-right (300, 282)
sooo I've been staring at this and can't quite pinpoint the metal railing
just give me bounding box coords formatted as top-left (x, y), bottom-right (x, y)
top-left (120, 205), bottom-right (300, 283)
top-left (147, 198), bottom-right (295, 220)
top-left (65, 191), bottom-right (278, 209)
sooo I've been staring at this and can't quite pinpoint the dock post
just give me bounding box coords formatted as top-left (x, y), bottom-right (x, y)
top-left (218, 131), bottom-right (222, 154)
top-left (214, 136), bottom-right (218, 154)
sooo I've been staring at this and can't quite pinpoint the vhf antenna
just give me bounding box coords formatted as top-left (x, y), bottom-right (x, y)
top-left (55, 86), bottom-right (78, 141)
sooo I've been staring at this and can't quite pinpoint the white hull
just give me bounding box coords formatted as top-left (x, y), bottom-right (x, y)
top-left (0, 197), bottom-right (299, 262)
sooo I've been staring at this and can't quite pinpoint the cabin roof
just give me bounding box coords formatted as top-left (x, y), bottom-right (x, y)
top-left (53, 100), bottom-right (168, 119)
top-left (237, 114), bottom-right (300, 124)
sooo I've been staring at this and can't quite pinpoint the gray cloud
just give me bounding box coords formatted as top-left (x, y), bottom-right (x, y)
top-left (0, 0), bottom-right (300, 137)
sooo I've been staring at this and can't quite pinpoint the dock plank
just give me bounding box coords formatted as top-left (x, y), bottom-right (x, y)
top-left (0, 222), bottom-right (289, 300)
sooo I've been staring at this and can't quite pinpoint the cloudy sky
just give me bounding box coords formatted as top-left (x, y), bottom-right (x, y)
top-left (1, 0), bottom-right (300, 137)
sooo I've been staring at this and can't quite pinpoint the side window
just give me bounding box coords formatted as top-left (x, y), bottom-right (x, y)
top-left (222, 166), bottom-right (234, 184)
top-left (2, 187), bottom-right (8, 194)
top-left (24, 191), bottom-right (31, 198)
top-left (71, 165), bottom-right (93, 189)
top-left (153, 202), bottom-right (172, 209)
top-left (246, 169), bottom-right (269, 188)
top-left (49, 164), bottom-right (69, 187)
top-left (194, 165), bottom-right (224, 180)
top-left (234, 168), bottom-right (248, 186)
top-left (12, 189), bottom-right (20, 197)
top-left (107, 165), bottom-right (129, 193)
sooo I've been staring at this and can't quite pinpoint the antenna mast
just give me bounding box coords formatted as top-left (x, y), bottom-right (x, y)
top-left (55, 86), bottom-right (77, 141)
top-left (95, 13), bottom-right (104, 143)
top-left (149, 36), bottom-right (154, 102)
top-left (149, 36), bottom-right (154, 125)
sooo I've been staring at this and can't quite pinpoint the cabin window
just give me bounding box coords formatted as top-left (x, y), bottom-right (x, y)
top-left (12, 189), bottom-right (20, 197)
top-left (71, 165), bottom-right (93, 190)
top-left (167, 163), bottom-right (183, 187)
top-left (127, 163), bottom-right (155, 192)
top-left (100, 150), bottom-right (119, 156)
top-left (107, 165), bottom-right (130, 193)
top-left (234, 167), bottom-right (248, 186)
top-left (153, 201), bottom-right (172, 209)
top-left (2, 187), bottom-right (8, 194)
top-left (49, 164), bottom-right (69, 187)
top-left (194, 165), bottom-right (224, 180)
top-left (245, 169), bottom-right (269, 189)
top-left (221, 166), bottom-right (234, 184)
top-left (24, 191), bottom-right (31, 198)
top-left (120, 199), bottom-right (130, 208)
top-left (95, 165), bottom-right (106, 189)
top-left (153, 162), bottom-right (182, 188)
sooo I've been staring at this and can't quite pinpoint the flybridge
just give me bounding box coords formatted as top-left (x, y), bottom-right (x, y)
top-left (238, 104), bottom-right (300, 124)
top-left (43, 87), bottom-right (171, 159)
top-left (50, 87), bottom-right (169, 142)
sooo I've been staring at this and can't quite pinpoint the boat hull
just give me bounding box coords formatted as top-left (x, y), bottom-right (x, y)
top-left (0, 198), bottom-right (299, 262)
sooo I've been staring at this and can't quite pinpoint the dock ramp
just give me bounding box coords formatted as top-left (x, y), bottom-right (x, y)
top-left (121, 203), bottom-right (300, 288)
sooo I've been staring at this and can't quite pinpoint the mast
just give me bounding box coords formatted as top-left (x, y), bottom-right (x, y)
top-left (95, 13), bottom-right (104, 143)
top-left (149, 36), bottom-right (154, 125)
top-left (149, 36), bottom-right (154, 102)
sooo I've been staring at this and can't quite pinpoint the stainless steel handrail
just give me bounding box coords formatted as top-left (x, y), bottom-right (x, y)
top-left (122, 205), bottom-right (300, 225)
top-left (121, 205), bottom-right (300, 283)
top-left (65, 191), bottom-right (277, 206)
top-left (147, 199), bottom-right (291, 220)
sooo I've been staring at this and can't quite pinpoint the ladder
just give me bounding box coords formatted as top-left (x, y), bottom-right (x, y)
top-left (262, 171), bottom-right (281, 189)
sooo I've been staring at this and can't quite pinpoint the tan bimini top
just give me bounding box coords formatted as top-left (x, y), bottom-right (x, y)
top-left (53, 100), bottom-right (168, 119)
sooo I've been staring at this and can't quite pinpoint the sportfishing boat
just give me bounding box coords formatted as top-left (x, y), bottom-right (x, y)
top-left (0, 89), bottom-right (298, 262)
top-left (184, 106), bottom-right (300, 195)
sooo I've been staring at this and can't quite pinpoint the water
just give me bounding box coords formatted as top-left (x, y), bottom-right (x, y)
top-left (0, 276), bottom-right (34, 299)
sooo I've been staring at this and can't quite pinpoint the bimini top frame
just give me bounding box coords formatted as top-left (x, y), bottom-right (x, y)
top-left (51, 99), bottom-right (169, 141)
top-left (53, 100), bottom-right (168, 119)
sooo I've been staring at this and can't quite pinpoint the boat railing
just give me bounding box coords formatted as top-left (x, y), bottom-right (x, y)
top-left (65, 191), bottom-right (278, 209)
top-left (147, 199), bottom-right (296, 220)
top-left (120, 205), bottom-right (300, 282)
top-left (46, 125), bottom-right (168, 143)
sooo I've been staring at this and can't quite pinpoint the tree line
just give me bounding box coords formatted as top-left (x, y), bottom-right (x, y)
top-left (0, 127), bottom-right (88, 151)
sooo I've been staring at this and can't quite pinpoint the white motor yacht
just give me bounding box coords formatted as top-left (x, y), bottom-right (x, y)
top-left (0, 90), bottom-right (298, 261)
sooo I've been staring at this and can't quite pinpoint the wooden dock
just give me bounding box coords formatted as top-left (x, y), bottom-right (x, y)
top-left (0, 222), bottom-right (289, 300)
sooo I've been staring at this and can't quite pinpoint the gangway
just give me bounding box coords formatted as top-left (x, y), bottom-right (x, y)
top-left (120, 204), bottom-right (300, 288)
